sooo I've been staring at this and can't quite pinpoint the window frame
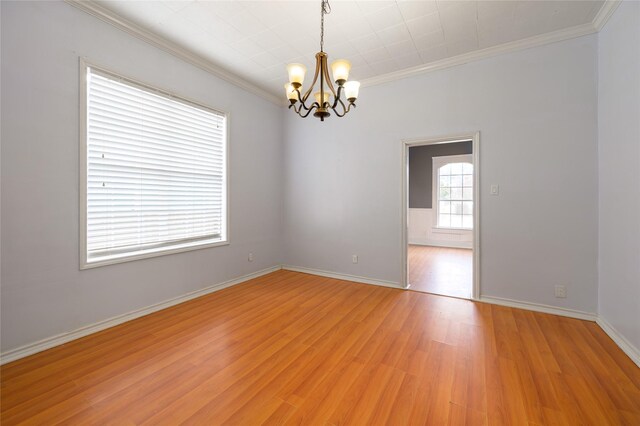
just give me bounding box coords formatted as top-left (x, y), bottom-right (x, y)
top-left (79, 59), bottom-right (230, 270)
top-left (432, 154), bottom-right (473, 231)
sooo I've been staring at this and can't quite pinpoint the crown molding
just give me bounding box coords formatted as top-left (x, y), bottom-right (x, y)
top-left (64, 0), bottom-right (282, 105)
top-left (593, 0), bottom-right (622, 31)
top-left (66, 0), bottom-right (621, 106)
top-left (361, 1), bottom-right (622, 89)
top-left (361, 21), bottom-right (598, 88)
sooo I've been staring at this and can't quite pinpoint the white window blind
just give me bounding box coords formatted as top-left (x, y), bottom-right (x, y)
top-left (83, 66), bottom-right (227, 266)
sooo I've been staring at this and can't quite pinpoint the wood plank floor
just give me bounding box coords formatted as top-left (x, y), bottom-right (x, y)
top-left (1, 270), bottom-right (639, 425)
top-left (409, 245), bottom-right (472, 299)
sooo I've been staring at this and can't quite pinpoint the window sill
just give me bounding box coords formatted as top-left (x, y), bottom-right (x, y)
top-left (432, 227), bottom-right (473, 234)
top-left (80, 238), bottom-right (229, 270)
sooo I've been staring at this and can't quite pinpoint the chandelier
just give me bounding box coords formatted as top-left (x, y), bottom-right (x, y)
top-left (284, 0), bottom-right (360, 121)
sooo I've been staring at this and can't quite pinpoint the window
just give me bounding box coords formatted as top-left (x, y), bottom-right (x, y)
top-left (80, 63), bottom-right (227, 268)
top-left (434, 156), bottom-right (473, 229)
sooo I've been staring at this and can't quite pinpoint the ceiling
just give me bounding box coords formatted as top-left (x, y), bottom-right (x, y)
top-left (93, 1), bottom-right (607, 98)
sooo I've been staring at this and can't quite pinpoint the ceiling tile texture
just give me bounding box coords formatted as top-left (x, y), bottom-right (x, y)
top-left (95, 1), bottom-right (605, 96)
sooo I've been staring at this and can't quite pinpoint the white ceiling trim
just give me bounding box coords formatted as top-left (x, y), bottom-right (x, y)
top-left (66, 0), bottom-right (621, 106)
top-left (592, 0), bottom-right (621, 31)
top-left (361, 0), bottom-right (621, 89)
top-left (361, 21), bottom-right (596, 89)
top-left (65, 0), bottom-right (282, 105)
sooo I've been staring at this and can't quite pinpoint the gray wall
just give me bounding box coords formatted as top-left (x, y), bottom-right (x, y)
top-left (409, 141), bottom-right (472, 208)
top-left (597, 0), bottom-right (640, 358)
top-left (1, 1), bottom-right (284, 353)
top-left (283, 34), bottom-right (599, 313)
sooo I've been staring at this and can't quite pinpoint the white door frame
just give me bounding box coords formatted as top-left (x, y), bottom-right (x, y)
top-left (400, 132), bottom-right (480, 300)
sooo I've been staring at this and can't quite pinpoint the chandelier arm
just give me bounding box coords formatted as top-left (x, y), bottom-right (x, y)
top-left (297, 104), bottom-right (318, 118)
top-left (302, 54), bottom-right (322, 103)
top-left (289, 103), bottom-right (303, 114)
top-left (337, 97), bottom-right (348, 115)
top-left (291, 99), bottom-right (321, 117)
top-left (294, 89), bottom-right (315, 111)
top-left (330, 84), bottom-right (344, 110)
top-left (322, 59), bottom-right (338, 101)
top-left (331, 99), bottom-right (352, 118)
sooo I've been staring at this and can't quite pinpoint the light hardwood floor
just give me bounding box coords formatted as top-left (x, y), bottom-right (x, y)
top-left (409, 245), bottom-right (472, 299)
top-left (1, 270), bottom-right (639, 425)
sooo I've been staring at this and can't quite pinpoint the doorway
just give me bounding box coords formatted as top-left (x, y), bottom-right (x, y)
top-left (401, 133), bottom-right (480, 299)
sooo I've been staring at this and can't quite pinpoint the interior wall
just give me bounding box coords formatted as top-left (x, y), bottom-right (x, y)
top-left (284, 34), bottom-right (599, 313)
top-left (0, 1), bottom-right (284, 353)
top-left (408, 142), bottom-right (473, 248)
top-left (597, 0), bottom-right (640, 355)
top-left (408, 208), bottom-right (473, 249)
top-left (3, 0), bottom-right (621, 358)
top-left (409, 141), bottom-right (473, 209)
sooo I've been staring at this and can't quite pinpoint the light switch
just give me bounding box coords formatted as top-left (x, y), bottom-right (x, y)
top-left (490, 184), bottom-right (499, 195)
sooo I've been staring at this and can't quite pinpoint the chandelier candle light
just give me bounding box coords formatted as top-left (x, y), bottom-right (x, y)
top-left (284, 0), bottom-right (360, 121)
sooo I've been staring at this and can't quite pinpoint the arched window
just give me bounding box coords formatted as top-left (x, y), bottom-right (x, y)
top-left (437, 161), bottom-right (473, 229)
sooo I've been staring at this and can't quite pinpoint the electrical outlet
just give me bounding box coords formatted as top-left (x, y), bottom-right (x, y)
top-left (352, 255), bottom-right (358, 264)
top-left (248, 252), bottom-right (253, 262)
top-left (554, 285), bottom-right (566, 298)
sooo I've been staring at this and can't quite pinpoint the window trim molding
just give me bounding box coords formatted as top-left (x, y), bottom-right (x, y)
top-left (431, 154), bottom-right (474, 231)
top-left (78, 57), bottom-right (230, 270)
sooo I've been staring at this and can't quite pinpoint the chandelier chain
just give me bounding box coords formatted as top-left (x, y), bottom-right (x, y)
top-left (320, 0), bottom-right (331, 52)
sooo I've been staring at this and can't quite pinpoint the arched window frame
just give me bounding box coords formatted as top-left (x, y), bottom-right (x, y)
top-left (432, 154), bottom-right (474, 230)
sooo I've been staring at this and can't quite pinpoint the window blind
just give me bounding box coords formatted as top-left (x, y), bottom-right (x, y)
top-left (85, 67), bottom-right (227, 262)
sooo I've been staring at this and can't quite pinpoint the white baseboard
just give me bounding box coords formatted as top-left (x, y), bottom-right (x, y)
top-left (596, 317), bottom-right (640, 368)
top-left (0, 265), bottom-right (282, 365)
top-left (4, 265), bottom-right (638, 372)
top-left (408, 239), bottom-right (472, 249)
top-left (281, 265), bottom-right (402, 289)
top-left (479, 295), bottom-right (598, 321)
top-left (478, 296), bottom-right (640, 368)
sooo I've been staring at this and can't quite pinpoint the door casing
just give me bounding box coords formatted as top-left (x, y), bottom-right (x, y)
top-left (400, 132), bottom-right (481, 299)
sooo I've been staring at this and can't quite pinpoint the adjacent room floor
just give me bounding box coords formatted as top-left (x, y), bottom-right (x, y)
top-left (2, 270), bottom-right (639, 425)
top-left (408, 244), bottom-right (472, 299)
